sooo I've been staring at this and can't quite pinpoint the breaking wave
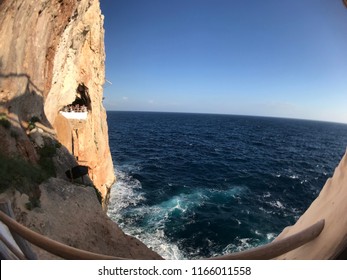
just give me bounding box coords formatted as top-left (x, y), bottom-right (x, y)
top-left (106, 112), bottom-right (347, 259)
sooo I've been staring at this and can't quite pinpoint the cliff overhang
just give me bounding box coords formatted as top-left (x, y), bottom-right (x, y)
top-left (0, 0), bottom-right (163, 260)
top-left (0, 0), bottom-right (115, 203)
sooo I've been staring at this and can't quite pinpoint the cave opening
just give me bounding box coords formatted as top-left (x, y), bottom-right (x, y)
top-left (72, 83), bottom-right (92, 111)
top-left (60, 83), bottom-right (91, 119)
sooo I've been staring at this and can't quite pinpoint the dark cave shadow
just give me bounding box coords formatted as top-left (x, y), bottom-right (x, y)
top-left (0, 71), bottom-right (85, 183)
top-left (0, 72), bottom-right (44, 95)
top-left (0, 72), bottom-right (52, 129)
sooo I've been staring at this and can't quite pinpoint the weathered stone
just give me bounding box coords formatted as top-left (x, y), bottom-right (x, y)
top-left (0, 0), bottom-right (115, 202)
top-left (9, 178), bottom-right (162, 259)
top-left (28, 128), bottom-right (45, 148)
top-left (0, 0), bottom-right (162, 260)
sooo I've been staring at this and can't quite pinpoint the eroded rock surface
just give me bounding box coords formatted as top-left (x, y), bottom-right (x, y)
top-left (11, 178), bottom-right (162, 259)
top-left (0, 0), bottom-right (162, 259)
top-left (0, 0), bottom-right (114, 201)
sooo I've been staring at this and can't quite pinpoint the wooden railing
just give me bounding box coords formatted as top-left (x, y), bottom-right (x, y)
top-left (0, 199), bottom-right (325, 260)
top-left (0, 203), bottom-right (125, 260)
top-left (206, 219), bottom-right (325, 260)
top-left (0, 200), bottom-right (37, 260)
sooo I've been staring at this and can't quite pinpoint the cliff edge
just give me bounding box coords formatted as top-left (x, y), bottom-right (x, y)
top-left (0, 0), bottom-right (114, 201)
top-left (0, 0), bottom-right (162, 259)
top-left (2, 0), bottom-right (346, 260)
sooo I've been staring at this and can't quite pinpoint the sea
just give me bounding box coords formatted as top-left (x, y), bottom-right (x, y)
top-left (106, 111), bottom-right (347, 260)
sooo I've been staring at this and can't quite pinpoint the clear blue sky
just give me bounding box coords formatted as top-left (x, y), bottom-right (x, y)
top-left (100, 0), bottom-right (347, 123)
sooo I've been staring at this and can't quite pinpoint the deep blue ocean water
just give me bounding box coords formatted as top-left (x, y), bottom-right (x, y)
top-left (106, 111), bottom-right (347, 259)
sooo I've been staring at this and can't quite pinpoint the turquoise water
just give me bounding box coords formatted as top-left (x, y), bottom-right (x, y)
top-left (107, 111), bottom-right (347, 259)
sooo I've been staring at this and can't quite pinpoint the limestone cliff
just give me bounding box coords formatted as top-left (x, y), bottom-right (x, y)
top-left (0, 0), bottom-right (114, 201)
top-left (0, 0), bottom-right (163, 260)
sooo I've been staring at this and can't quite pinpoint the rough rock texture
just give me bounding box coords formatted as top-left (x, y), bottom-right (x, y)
top-left (0, 0), bottom-right (114, 201)
top-left (0, 0), bottom-right (163, 260)
top-left (274, 150), bottom-right (347, 259)
top-left (7, 178), bottom-right (162, 260)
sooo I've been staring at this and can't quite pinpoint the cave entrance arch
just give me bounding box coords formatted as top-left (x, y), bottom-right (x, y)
top-left (60, 83), bottom-right (91, 120)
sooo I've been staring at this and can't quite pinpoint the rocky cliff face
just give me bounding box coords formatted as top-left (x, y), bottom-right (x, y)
top-left (7, 178), bottom-right (162, 259)
top-left (0, 0), bottom-right (163, 260)
top-left (0, 0), bottom-right (114, 201)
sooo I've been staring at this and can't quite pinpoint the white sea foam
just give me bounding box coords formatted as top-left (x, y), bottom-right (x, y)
top-left (222, 237), bottom-right (255, 254)
top-left (258, 206), bottom-right (273, 214)
top-left (108, 169), bottom-right (250, 259)
top-left (108, 170), bottom-right (145, 214)
top-left (263, 191), bottom-right (271, 198)
top-left (130, 227), bottom-right (184, 260)
top-left (266, 233), bottom-right (276, 240)
top-left (162, 195), bottom-right (191, 211)
top-left (206, 238), bottom-right (214, 247)
top-left (107, 168), bottom-right (186, 260)
top-left (269, 200), bottom-right (285, 209)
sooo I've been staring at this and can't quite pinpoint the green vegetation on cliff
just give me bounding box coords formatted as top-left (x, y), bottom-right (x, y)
top-left (0, 137), bottom-right (61, 209)
top-left (0, 152), bottom-right (43, 208)
top-left (0, 113), bottom-right (11, 129)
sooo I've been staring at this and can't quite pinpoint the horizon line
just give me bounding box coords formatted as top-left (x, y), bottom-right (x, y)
top-left (105, 109), bottom-right (347, 125)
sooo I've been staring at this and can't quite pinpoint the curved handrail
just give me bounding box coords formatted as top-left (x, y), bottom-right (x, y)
top-left (206, 219), bottom-right (325, 260)
top-left (0, 200), bottom-right (38, 259)
top-left (0, 206), bottom-right (325, 260)
top-left (0, 210), bottom-right (127, 260)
